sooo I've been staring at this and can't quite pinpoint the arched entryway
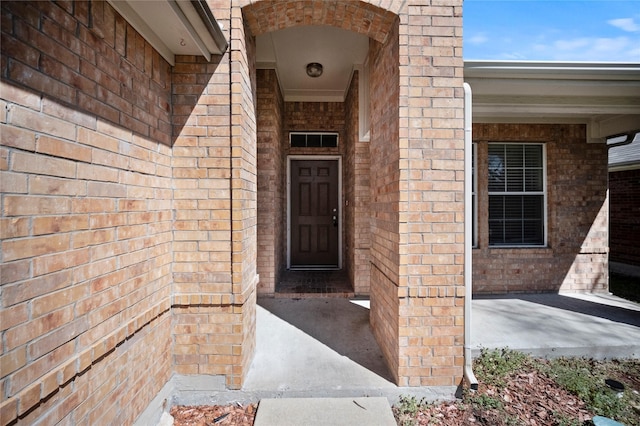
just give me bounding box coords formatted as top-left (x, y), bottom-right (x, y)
top-left (231, 0), bottom-right (466, 388)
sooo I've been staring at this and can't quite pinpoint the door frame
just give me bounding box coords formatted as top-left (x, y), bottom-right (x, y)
top-left (287, 155), bottom-right (343, 270)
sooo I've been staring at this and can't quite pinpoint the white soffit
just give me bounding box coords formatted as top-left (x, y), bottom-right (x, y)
top-left (465, 61), bottom-right (640, 123)
top-left (107, 0), bottom-right (227, 66)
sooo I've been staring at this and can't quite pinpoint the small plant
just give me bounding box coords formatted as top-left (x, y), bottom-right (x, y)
top-left (473, 347), bottom-right (531, 387)
top-left (468, 393), bottom-right (503, 410)
top-left (394, 395), bottom-right (429, 426)
top-left (553, 411), bottom-right (584, 426)
top-left (395, 394), bottom-right (428, 416)
top-left (543, 357), bottom-right (638, 424)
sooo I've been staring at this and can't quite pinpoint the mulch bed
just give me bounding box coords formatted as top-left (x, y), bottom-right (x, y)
top-left (170, 369), bottom-right (596, 426)
top-left (171, 403), bottom-right (257, 426)
top-left (404, 370), bottom-right (593, 425)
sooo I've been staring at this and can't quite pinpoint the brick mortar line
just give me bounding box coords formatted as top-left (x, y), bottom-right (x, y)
top-left (1, 299), bottom-right (171, 424)
top-left (1, 289), bottom-right (259, 424)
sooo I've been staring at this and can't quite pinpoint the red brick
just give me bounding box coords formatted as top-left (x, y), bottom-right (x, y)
top-left (32, 214), bottom-right (90, 236)
top-left (0, 347), bottom-right (27, 376)
top-left (0, 396), bottom-right (18, 426)
top-left (4, 305), bottom-right (74, 350)
top-left (76, 126), bottom-right (120, 152)
top-left (7, 61), bottom-right (76, 106)
top-left (30, 175), bottom-right (87, 196)
top-left (0, 124), bottom-right (37, 151)
top-left (0, 302), bottom-right (28, 331)
top-left (1, 270), bottom-right (71, 307)
top-left (28, 318), bottom-right (88, 360)
top-left (32, 284), bottom-right (89, 318)
top-left (8, 342), bottom-right (75, 396)
top-left (71, 197), bottom-right (116, 214)
top-left (11, 151), bottom-right (76, 179)
top-left (1, 233), bottom-right (71, 262)
top-left (0, 217), bottom-right (30, 239)
top-left (72, 228), bottom-right (116, 249)
top-left (77, 162), bottom-right (119, 182)
top-left (36, 135), bottom-right (92, 162)
top-left (33, 248), bottom-right (90, 276)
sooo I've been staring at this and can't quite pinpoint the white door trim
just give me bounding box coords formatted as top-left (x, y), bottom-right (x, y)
top-left (287, 155), bottom-right (343, 270)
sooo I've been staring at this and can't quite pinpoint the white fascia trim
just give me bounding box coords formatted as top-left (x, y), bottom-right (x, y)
top-left (465, 60), bottom-right (640, 80)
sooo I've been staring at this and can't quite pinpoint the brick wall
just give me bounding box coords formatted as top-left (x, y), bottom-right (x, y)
top-left (256, 69), bottom-right (285, 294)
top-left (472, 124), bottom-right (609, 293)
top-left (609, 168), bottom-right (640, 266)
top-left (368, 18), bottom-right (402, 383)
top-left (1, 1), bottom-right (173, 423)
top-left (170, 1), bottom-right (258, 390)
top-left (343, 71), bottom-right (372, 295)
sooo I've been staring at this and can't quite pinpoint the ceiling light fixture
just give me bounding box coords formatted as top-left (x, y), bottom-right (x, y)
top-left (306, 62), bottom-right (323, 78)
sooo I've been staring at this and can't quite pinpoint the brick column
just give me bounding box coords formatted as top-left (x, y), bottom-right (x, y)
top-left (370, 0), bottom-right (465, 387)
top-left (171, 1), bottom-right (257, 390)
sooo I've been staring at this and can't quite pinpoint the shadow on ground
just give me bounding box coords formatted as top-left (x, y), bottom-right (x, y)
top-left (256, 298), bottom-right (394, 383)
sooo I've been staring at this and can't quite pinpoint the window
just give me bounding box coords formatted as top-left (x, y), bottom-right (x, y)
top-left (290, 132), bottom-right (338, 148)
top-left (488, 143), bottom-right (546, 246)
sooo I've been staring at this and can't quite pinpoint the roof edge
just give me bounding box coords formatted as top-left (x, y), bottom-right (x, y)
top-left (464, 60), bottom-right (640, 80)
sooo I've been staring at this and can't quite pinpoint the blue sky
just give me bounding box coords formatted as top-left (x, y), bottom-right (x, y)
top-left (463, 1), bottom-right (640, 61)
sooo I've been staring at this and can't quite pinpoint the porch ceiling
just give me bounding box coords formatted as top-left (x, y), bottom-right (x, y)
top-left (465, 61), bottom-right (640, 141)
top-left (256, 26), bottom-right (369, 102)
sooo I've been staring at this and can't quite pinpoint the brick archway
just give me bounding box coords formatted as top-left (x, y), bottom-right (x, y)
top-left (232, 0), bottom-right (466, 389)
top-left (241, 0), bottom-right (399, 43)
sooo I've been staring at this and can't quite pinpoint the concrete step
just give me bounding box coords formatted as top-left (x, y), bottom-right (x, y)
top-left (254, 397), bottom-right (396, 426)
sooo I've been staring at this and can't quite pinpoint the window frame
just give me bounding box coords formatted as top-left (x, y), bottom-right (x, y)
top-left (472, 142), bottom-right (478, 248)
top-left (289, 132), bottom-right (339, 148)
top-left (487, 142), bottom-right (547, 248)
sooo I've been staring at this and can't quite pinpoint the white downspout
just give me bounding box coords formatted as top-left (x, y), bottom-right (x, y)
top-left (463, 82), bottom-right (479, 390)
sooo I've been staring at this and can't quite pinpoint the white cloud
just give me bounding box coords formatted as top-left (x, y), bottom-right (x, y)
top-left (608, 18), bottom-right (640, 32)
top-left (468, 33), bottom-right (489, 45)
top-left (554, 38), bottom-right (591, 51)
top-left (533, 36), bottom-right (640, 61)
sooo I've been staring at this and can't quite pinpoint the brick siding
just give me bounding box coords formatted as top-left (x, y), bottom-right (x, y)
top-left (344, 71), bottom-right (373, 295)
top-left (1, 1), bottom-right (173, 423)
top-left (472, 124), bottom-right (609, 293)
top-left (256, 69), bottom-right (286, 294)
top-left (1, 0), bottom-right (473, 422)
top-left (609, 168), bottom-right (640, 266)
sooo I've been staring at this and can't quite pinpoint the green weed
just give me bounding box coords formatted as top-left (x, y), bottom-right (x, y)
top-left (473, 347), bottom-right (532, 387)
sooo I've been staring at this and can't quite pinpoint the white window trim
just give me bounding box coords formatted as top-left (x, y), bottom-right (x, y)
top-left (487, 142), bottom-right (548, 248)
top-left (472, 143), bottom-right (478, 248)
top-left (355, 58), bottom-right (370, 142)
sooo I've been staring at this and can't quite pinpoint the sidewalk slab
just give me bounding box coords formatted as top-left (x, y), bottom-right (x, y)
top-left (472, 293), bottom-right (640, 359)
top-left (254, 397), bottom-right (396, 426)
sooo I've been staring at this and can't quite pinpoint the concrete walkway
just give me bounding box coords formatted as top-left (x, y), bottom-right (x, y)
top-left (248, 293), bottom-right (639, 425)
top-left (160, 293), bottom-right (639, 425)
top-left (472, 292), bottom-right (640, 359)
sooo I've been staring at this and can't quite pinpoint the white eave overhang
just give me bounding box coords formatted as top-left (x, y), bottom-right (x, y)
top-left (107, 0), bottom-right (228, 66)
top-left (464, 61), bottom-right (640, 142)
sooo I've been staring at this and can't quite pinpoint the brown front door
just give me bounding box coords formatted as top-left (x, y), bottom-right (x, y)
top-left (290, 159), bottom-right (339, 268)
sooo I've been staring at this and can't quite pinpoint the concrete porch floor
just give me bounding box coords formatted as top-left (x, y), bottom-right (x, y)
top-left (162, 292), bottom-right (640, 412)
top-left (146, 292), bottom-right (640, 424)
